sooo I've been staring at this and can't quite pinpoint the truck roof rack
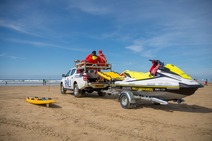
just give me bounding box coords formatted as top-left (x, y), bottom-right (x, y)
top-left (75, 61), bottom-right (112, 70)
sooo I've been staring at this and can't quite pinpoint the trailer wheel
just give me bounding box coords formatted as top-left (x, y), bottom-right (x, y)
top-left (60, 83), bottom-right (66, 94)
top-left (120, 93), bottom-right (131, 109)
top-left (74, 84), bottom-right (82, 97)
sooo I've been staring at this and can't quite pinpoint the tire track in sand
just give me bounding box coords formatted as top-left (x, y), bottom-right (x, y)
top-left (0, 118), bottom-right (71, 141)
top-left (51, 107), bottom-right (158, 141)
top-left (57, 97), bottom-right (212, 139)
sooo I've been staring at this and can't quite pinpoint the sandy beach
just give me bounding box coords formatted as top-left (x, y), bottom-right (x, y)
top-left (0, 84), bottom-right (211, 141)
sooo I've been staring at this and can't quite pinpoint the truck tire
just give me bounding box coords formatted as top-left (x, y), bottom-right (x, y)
top-left (87, 90), bottom-right (94, 93)
top-left (74, 84), bottom-right (82, 97)
top-left (98, 90), bottom-right (105, 97)
top-left (60, 83), bottom-right (66, 94)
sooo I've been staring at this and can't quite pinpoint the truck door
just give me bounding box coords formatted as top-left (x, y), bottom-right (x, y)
top-left (65, 69), bottom-right (76, 89)
top-left (64, 70), bottom-right (71, 88)
top-left (69, 69), bottom-right (76, 89)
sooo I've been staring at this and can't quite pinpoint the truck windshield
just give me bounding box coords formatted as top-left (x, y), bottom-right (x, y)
top-left (65, 70), bottom-right (71, 76)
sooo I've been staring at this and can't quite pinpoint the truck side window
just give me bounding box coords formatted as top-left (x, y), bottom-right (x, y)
top-left (70, 69), bottom-right (76, 76)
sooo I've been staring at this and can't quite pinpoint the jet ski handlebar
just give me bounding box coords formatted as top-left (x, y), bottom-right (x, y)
top-left (149, 59), bottom-right (160, 63)
top-left (149, 59), bottom-right (164, 66)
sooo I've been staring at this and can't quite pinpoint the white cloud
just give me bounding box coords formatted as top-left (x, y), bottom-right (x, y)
top-left (7, 39), bottom-right (85, 52)
top-left (0, 53), bottom-right (25, 60)
top-left (0, 20), bottom-right (43, 37)
top-left (125, 42), bottom-right (156, 58)
top-left (125, 32), bottom-right (179, 57)
top-left (126, 45), bottom-right (143, 53)
top-left (68, 0), bottom-right (111, 15)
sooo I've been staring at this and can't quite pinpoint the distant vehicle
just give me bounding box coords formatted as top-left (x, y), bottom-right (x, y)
top-left (60, 60), bottom-right (111, 97)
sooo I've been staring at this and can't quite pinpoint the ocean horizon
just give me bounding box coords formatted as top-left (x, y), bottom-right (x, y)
top-left (0, 78), bottom-right (210, 86)
top-left (0, 79), bottom-right (60, 86)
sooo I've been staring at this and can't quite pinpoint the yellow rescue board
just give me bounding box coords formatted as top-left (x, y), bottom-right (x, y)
top-left (97, 71), bottom-right (124, 81)
top-left (121, 70), bottom-right (153, 80)
top-left (26, 97), bottom-right (56, 107)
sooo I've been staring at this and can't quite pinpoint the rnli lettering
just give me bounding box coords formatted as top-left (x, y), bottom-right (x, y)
top-left (130, 87), bottom-right (166, 91)
top-left (132, 87), bottom-right (153, 91)
top-left (154, 88), bottom-right (166, 91)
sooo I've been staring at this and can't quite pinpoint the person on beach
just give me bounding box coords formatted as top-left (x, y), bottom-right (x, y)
top-left (85, 50), bottom-right (99, 64)
top-left (204, 79), bottom-right (208, 86)
top-left (98, 50), bottom-right (107, 65)
top-left (43, 79), bottom-right (46, 85)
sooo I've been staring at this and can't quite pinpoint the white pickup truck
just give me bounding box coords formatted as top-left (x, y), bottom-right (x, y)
top-left (60, 61), bottom-right (112, 97)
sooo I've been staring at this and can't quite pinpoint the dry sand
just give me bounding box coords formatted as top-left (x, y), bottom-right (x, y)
top-left (0, 84), bottom-right (211, 141)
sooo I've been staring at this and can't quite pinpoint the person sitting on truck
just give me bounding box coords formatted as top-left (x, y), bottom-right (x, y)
top-left (85, 50), bottom-right (99, 64)
top-left (98, 50), bottom-right (107, 65)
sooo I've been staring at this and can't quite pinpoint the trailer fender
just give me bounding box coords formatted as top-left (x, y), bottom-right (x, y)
top-left (118, 91), bottom-right (136, 104)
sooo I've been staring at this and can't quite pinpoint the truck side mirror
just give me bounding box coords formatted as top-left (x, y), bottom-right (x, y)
top-left (62, 74), bottom-right (66, 77)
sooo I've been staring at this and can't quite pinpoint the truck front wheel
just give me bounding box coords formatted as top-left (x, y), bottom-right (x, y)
top-left (60, 83), bottom-right (66, 94)
top-left (74, 84), bottom-right (82, 97)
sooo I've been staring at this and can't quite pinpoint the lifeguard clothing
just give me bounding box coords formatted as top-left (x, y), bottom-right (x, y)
top-left (98, 50), bottom-right (107, 64)
top-left (85, 54), bottom-right (98, 64)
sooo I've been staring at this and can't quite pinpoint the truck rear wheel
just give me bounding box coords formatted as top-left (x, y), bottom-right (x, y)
top-left (60, 83), bottom-right (66, 94)
top-left (74, 84), bottom-right (82, 97)
top-left (98, 90), bottom-right (105, 97)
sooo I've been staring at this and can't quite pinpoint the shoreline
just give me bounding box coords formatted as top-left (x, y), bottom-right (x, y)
top-left (0, 79), bottom-right (60, 86)
top-left (1, 82), bottom-right (211, 87)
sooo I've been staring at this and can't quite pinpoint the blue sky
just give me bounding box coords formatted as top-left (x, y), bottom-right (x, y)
top-left (0, 0), bottom-right (211, 79)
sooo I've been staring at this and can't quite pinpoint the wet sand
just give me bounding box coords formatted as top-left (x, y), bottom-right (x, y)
top-left (0, 84), bottom-right (211, 141)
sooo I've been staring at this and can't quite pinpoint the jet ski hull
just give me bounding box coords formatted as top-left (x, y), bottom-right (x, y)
top-left (112, 86), bottom-right (199, 101)
top-left (112, 69), bottom-right (203, 101)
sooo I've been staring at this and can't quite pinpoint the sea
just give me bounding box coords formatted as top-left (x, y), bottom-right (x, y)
top-left (0, 79), bottom-right (60, 86)
top-left (0, 78), bottom-right (210, 86)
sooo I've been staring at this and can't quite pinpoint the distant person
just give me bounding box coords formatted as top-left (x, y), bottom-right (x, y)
top-left (43, 79), bottom-right (46, 85)
top-left (98, 50), bottom-right (107, 65)
top-left (85, 50), bottom-right (99, 64)
top-left (204, 79), bottom-right (208, 86)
